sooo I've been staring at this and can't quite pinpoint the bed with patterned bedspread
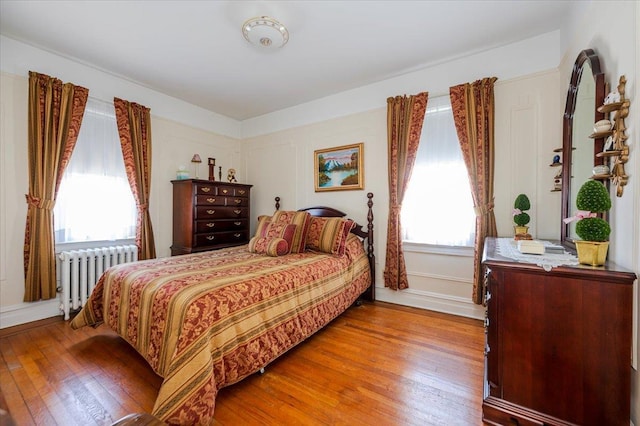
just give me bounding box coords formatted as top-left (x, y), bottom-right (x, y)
top-left (70, 205), bottom-right (373, 425)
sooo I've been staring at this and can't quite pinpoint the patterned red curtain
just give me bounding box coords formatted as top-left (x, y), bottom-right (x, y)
top-left (24, 71), bottom-right (88, 301)
top-left (383, 92), bottom-right (428, 291)
top-left (449, 77), bottom-right (498, 304)
top-left (114, 98), bottom-right (156, 260)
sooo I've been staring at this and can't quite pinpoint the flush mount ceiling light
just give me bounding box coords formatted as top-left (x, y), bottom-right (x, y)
top-left (242, 16), bottom-right (289, 49)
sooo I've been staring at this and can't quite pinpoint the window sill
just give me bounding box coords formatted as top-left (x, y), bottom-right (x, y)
top-left (55, 239), bottom-right (135, 253)
top-left (402, 241), bottom-right (474, 257)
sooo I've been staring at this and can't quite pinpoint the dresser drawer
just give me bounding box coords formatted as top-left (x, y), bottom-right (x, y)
top-left (194, 231), bottom-right (248, 247)
top-left (195, 219), bottom-right (247, 233)
top-left (217, 185), bottom-right (249, 197)
top-left (195, 206), bottom-right (248, 220)
top-left (195, 195), bottom-right (226, 206)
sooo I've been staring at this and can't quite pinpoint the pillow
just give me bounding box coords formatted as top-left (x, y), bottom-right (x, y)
top-left (248, 223), bottom-right (297, 256)
top-left (268, 211), bottom-right (312, 253)
top-left (305, 217), bottom-right (355, 256)
top-left (254, 215), bottom-right (271, 238)
top-left (248, 237), bottom-right (289, 257)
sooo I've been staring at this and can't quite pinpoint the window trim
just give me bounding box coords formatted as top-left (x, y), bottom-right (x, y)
top-left (402, 241), bottom-right (474, 257)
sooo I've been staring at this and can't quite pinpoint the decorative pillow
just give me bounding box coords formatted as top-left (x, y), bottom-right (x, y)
top-left (268, 211), bottom-right (312, 253)
top-left (305, 217), bottom-right (355, 256)
top-left (248, 237), bottom-right (289, 257)
top-left (248, 223), bottom-right (297, 256)
top-left (254, 215), bottom-right (272, 238)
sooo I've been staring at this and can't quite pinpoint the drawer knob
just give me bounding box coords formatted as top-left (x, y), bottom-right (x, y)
top-left (238, 190), bottom-right (246, 195)
top-left (234, 221), bottom-right (242, 226)
top-left (207, 209), bottom-right (215, 215)
top-left (234, 209), bottom-right (241, 215)
top-left (201, 187), bottom-right (211, 193)
top-left (206, 223), bottom-right (215, 228)
top-left (206, 236), bottom-right (215, 241)
top-left (234, 199), bottom-right (242, 204)
top-left (234, 233), bottom-right (241, 238)
top-left (207, 198), bottom-right (216, 203)
top-left (222, 189), bottom-right (229, 194)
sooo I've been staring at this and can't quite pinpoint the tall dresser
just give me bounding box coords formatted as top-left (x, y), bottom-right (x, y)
top-left (482, 237), bottom-right (636, 426)
top-left (171, 179), bottom-right (252, 256)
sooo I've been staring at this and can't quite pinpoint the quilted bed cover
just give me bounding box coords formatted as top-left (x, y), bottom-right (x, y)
top-left (70, 234), bottom-right (371, 425)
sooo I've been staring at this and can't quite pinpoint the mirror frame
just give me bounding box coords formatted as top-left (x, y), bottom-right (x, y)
top-left (561, 49), bottom-right (606, 251)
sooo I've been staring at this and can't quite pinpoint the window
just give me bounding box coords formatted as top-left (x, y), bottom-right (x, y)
top-left (54, 98), bottom-right (136, 243)
top-left (401, 95), bottom-right (475, 247)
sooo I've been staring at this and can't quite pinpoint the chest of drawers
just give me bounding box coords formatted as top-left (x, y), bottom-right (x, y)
top-left (171, 179), bottom-right (252, 256)
top-left (482, 237), bottom-right (635, 426)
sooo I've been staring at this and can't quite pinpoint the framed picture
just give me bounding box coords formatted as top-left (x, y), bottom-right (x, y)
top-left (314, 143), bottom-right (364, 192)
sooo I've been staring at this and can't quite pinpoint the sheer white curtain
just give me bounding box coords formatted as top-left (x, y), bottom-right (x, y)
top-left (54, 97), bottom-right (136, 243)
top-left (401, 95), bottom-right (475, 247)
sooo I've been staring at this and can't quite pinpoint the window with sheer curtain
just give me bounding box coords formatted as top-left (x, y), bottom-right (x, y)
top-left (54, 97), bottom-right (136, 244)
top-left (401, 95), bottom-right (475, 247)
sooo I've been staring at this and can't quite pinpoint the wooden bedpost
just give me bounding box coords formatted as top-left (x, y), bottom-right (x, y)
top-left (275, 196), bottom-right (280, 211)
top-left (365, 192), bottom-right (375, 301)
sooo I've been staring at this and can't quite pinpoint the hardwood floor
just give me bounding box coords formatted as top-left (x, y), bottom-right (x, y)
top-left (0, 302), bottom-right (485, 425)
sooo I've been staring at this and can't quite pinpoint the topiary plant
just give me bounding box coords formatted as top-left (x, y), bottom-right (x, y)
top-left (513, 193), bottom-right (531, 227)
top-left (574, 180), bottom-right (611, 242)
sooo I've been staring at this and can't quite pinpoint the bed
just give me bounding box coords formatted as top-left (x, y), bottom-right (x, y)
top-left (70, 194), bottom-right (375, 425)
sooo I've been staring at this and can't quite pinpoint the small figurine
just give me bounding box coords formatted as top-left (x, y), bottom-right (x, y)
top-left (227, 168), bottom-right (237, 183)
top-left (218, 166), bottom-right (222, 181)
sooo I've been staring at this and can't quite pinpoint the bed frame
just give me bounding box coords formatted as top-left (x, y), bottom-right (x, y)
top-left (273, 192), bottom-right (375, 301)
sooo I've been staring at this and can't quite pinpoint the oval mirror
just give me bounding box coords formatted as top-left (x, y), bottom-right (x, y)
top-left (561, 49), bottom-right (606, 250)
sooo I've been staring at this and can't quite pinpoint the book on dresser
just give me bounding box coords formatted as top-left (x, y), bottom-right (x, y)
top-left (171, 179), bottom-right (252, 256)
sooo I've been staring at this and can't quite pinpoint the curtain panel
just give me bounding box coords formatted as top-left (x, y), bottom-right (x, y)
top-left (114, 97), bottom-right (156, 260)
top-left (383, 92), bottom-right (428, 291)
top-left (449, 77), bottom-right (498, 304)
top-left (23, 71), bottom-right (89, 301)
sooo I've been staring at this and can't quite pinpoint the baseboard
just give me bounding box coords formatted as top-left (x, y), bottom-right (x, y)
top-left (0, 299), bottom-right (61, 329)
top-left (374, 285), bottom-right (485, 320)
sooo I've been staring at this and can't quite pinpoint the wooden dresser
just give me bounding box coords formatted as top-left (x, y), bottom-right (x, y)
top-left (482, 237), bottom-right (636, 426)
top-left (171, 179), bottom-right (252, 256)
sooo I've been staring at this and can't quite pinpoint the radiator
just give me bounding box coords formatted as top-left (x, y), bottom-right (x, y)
top-left (58, 245), bottom-right (138, 320)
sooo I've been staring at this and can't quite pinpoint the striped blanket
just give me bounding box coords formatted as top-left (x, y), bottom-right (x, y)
top-left (71, 234), bottom-right (371, 425)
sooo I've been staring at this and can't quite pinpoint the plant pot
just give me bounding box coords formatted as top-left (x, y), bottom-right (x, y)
top-left (514, 226), bottom-right (529, 235)
top-left (575, 240), bottom-right (609, 266)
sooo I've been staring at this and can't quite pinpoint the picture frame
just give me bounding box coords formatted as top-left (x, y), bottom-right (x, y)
top-left (314, 143), bottom-right (364, 192)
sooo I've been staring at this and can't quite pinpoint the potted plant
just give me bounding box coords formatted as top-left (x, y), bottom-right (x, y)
top-left (512, 193), bottom-right (531, 238)
top-left (565, 180), bottom-right (611, 266)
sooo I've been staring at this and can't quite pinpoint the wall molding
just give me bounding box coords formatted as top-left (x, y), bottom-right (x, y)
top-left (0, 299), bottom-right (61, 329)
top-left (406, 270), bottom-right (472, 286)
top-left (375, 285), bottom-right (484, 320)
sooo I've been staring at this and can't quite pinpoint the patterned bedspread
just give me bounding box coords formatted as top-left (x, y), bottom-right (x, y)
top-left (70, 234), bottom-right (371, 425)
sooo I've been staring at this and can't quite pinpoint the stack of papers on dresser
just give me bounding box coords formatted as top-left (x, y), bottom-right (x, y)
top-left (517, 240), bottom-right (545, 254)
top-left (496, 238), bottom-right (579, 271)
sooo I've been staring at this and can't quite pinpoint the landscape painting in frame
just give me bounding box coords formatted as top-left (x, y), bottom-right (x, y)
top-left (314, 143), bottom-right (364, 192)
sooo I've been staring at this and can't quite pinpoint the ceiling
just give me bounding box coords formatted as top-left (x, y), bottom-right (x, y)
top-left (0, 1), bottom-right (579, 121)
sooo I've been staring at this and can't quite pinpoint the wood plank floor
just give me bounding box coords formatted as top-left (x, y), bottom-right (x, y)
top-left (0, 301), bottom-right (485, 425)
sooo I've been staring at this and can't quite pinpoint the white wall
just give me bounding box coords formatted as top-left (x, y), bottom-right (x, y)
top-left (0, 35), bottom-right (243, 327)
top-left (242, 40), bottom-right (563, 320)
top-left (557, 1), bottom-right (639, 422)
top-left (0, 29), bottom-right (566, 325)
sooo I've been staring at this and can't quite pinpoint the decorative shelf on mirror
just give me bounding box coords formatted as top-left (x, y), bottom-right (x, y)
top-left (594, 75), bottom-right (630, 197)
top-left (550, 147), bottom-right (563, 192)
top-left (589, 130), bottom-right (613, 139)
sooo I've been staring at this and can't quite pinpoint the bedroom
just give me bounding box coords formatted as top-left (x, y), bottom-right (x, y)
top-left (0, 0), bottom-right (638, 424)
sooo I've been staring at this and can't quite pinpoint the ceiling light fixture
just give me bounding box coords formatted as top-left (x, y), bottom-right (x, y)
top-left (242, 16), bottom-right (289, 49)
